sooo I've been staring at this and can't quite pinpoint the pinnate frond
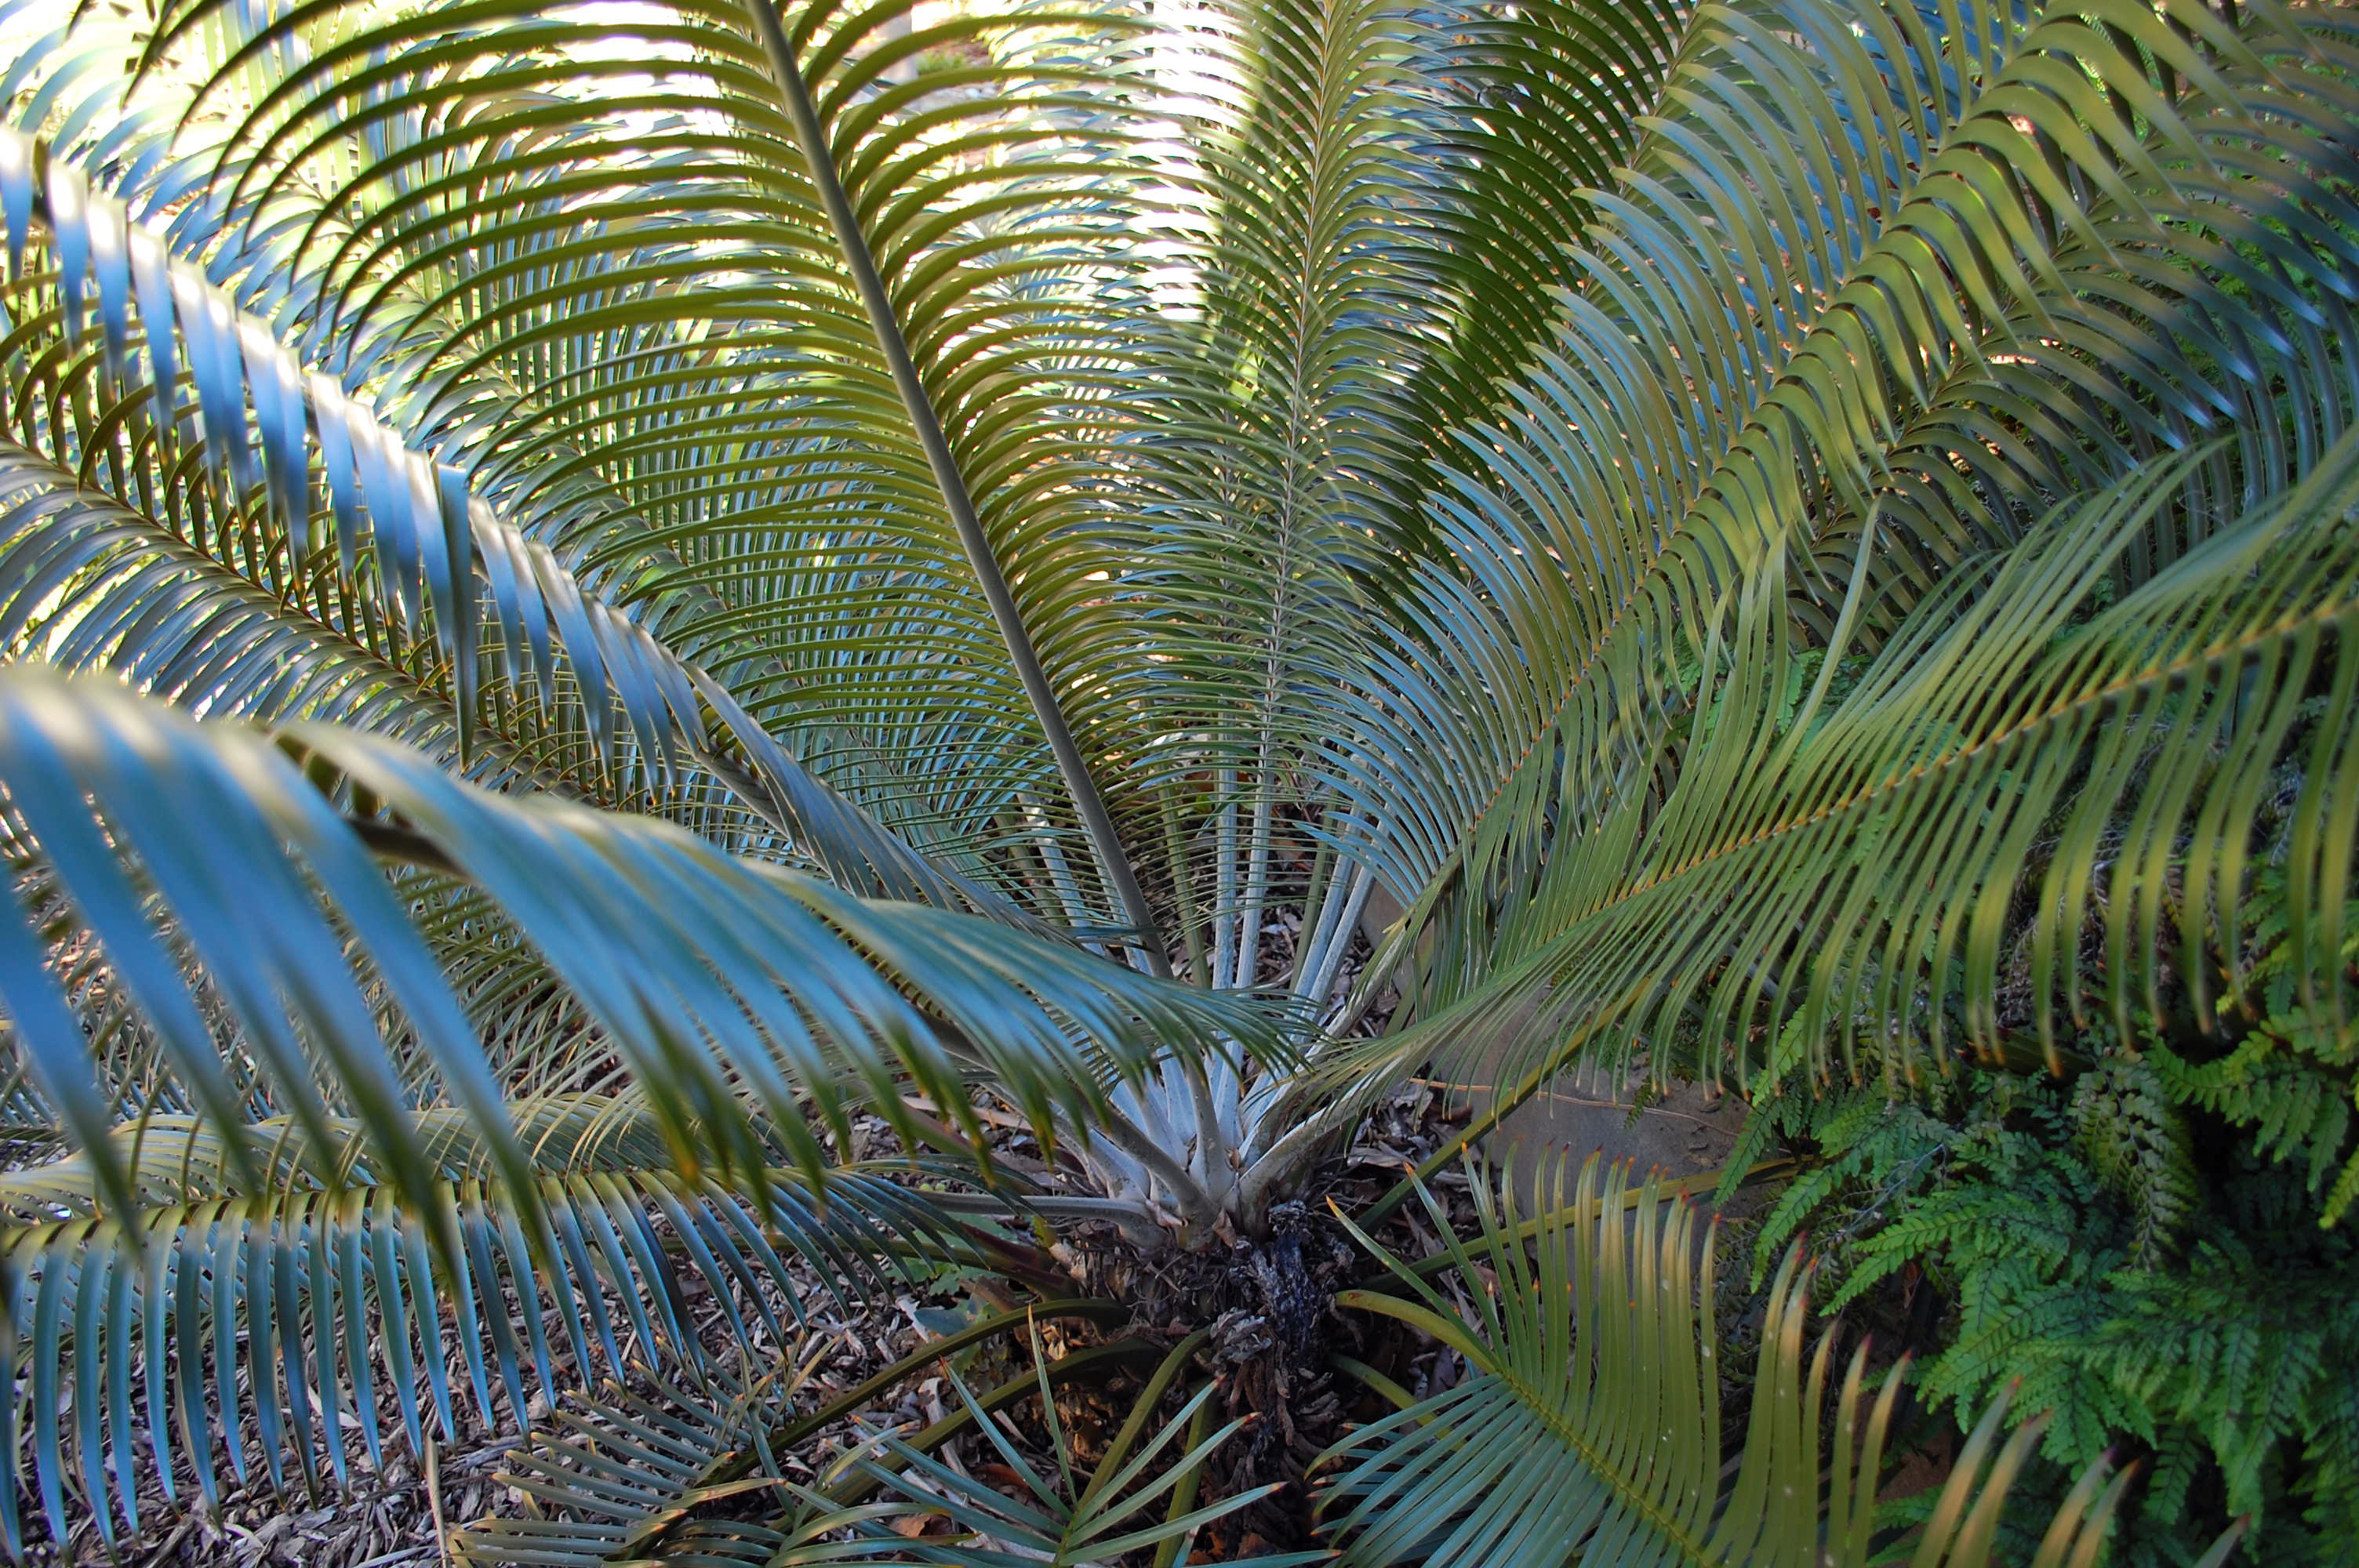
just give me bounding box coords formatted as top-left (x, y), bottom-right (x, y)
top-left (1322, 1156), bottom-right (2241, 1566)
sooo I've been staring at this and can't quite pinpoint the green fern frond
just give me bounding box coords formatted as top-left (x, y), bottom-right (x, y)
top-left (2071, 1060), bottom-right (2201, 1267)
top-left (1747, 1062), bottom-right (2359, 1555)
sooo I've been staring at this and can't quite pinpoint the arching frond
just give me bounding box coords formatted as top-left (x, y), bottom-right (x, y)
top-left (1323, 0), bottom-right (2359, 1010)
top-left (106, 0), bottom-right (1180, 927)
top-left (0, 1126), bottom-right (979, 1551)
top-left (0, 129), bottom-right (692, 789)
top-left (1329, 418), bottom-right (2359, 1142)
top-left (1100, 0), bottom-right (1693, 984)
top-left (0, 667), bottom-right (1289, 1222)
top-left (0, 129), bottom-right (1016, 910)
top-left (1321, 1156), bottom-right (2243, 1566)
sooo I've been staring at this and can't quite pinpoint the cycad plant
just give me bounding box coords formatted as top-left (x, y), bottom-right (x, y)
top-left (0, 0), bottom-right (2354, 1558)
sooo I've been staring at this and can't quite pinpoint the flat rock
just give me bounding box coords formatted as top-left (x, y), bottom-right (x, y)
top-left (1427, 1006), bottom-right (1762, 1230)
top-left (1466, 1059), bottom-right (1751, 1189)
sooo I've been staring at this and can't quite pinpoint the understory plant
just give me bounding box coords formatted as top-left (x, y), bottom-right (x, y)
top-left (0, 0), bottom-right (2355, 1559)
top-left (1740, 870), bottom-right (2359, 1563)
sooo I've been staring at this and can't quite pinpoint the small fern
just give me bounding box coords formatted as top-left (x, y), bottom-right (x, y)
top-left (2070, 1059), bottom-right (2201, 1266)
top-left (2077, 1160), bottom-right (2359, 1553)
top-left (2151, 1016), bottom-right (2357, 1227)
top-left (2148, 852), bottom-right (2359, 1227)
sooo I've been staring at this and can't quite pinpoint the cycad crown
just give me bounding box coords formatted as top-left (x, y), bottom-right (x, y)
top-left (0, 0), bottom-right (2351, 1559)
